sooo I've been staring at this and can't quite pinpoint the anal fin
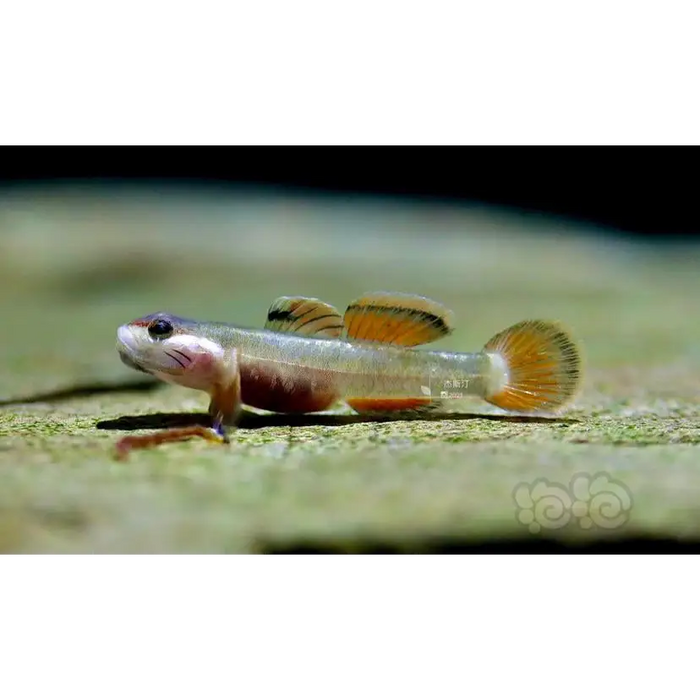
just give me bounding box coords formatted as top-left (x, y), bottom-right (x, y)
top-left (347, 397), bottom-right (444, 415)
top-left (265, 296), bottom-right (344, 338)
top-left (344, 291), bottom-right (453, 346)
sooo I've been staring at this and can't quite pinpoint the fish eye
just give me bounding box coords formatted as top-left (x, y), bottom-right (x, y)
top-left (148, 318), bottom-right (174, 340)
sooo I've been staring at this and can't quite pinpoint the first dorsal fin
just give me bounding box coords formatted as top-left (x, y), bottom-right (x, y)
top-left (264, 296), bottom-right (345, 338)
top-left (343, 291), bottom-right (454, 346)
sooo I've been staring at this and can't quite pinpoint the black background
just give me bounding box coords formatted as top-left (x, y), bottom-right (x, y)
top-left (0, 144), bottom-right (700, 242)
top-left (0, 98), bottom-right (700, 242)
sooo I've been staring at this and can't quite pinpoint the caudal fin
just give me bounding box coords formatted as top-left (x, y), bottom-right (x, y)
top-left (482, 320), bottom-right (582, 414)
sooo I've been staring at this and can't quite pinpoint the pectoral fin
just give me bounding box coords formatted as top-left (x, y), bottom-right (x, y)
top-left (208, 346), bottom-right (242, 429)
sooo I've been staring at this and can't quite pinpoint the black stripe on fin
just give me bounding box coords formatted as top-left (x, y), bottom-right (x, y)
top-left (265, 297), bottom-right (344, 338)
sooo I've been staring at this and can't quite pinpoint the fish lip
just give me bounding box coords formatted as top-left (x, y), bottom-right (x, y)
top-left (117, 325), bottom-right (149, 373)
top-left (118, 349), bottom-right (149, 374)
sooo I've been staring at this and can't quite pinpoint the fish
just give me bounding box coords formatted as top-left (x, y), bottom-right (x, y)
top-left (114, 291), bottom-right (582, 457)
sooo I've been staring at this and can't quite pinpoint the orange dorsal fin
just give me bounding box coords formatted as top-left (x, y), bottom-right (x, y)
top-left (264, 296), bottom-right (344, 338)
top-left (343, 292), bottom-right (453, 346)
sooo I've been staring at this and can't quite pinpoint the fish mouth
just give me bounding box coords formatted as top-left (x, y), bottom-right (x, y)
top-left (118, 349), bottom-right (149, 374)
top-left (117, 325), bottom-right (150, 374)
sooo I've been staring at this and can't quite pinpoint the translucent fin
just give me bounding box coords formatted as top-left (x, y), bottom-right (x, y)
top-left (265, 296), bottom-right (344, 338)
top-left (482, 320), bottom-right (582, 414)
top-left (343, 291), bottom-right (453, 346)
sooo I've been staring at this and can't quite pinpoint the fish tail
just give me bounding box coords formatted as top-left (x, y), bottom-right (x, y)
top-left (481, 320), bottom-right (582, 414)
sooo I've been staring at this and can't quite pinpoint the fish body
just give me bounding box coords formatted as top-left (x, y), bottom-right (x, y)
top-left (119, 319), bottom-right (490, 413)
top-left (115, 292), bottom-right (582, 456)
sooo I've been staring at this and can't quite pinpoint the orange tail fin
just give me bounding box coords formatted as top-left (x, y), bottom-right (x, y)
top-left (482, 320), bottom-right (582, 414)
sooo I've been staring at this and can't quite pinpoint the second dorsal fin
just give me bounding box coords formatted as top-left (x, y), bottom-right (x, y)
top-left (264, 296), bottom-right (345, 338)
top-left (343, 291), bottom-right (454, 346)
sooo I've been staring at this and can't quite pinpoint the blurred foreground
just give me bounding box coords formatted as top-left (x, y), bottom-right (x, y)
top-left (1, 185), bottom-right (699, 552)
